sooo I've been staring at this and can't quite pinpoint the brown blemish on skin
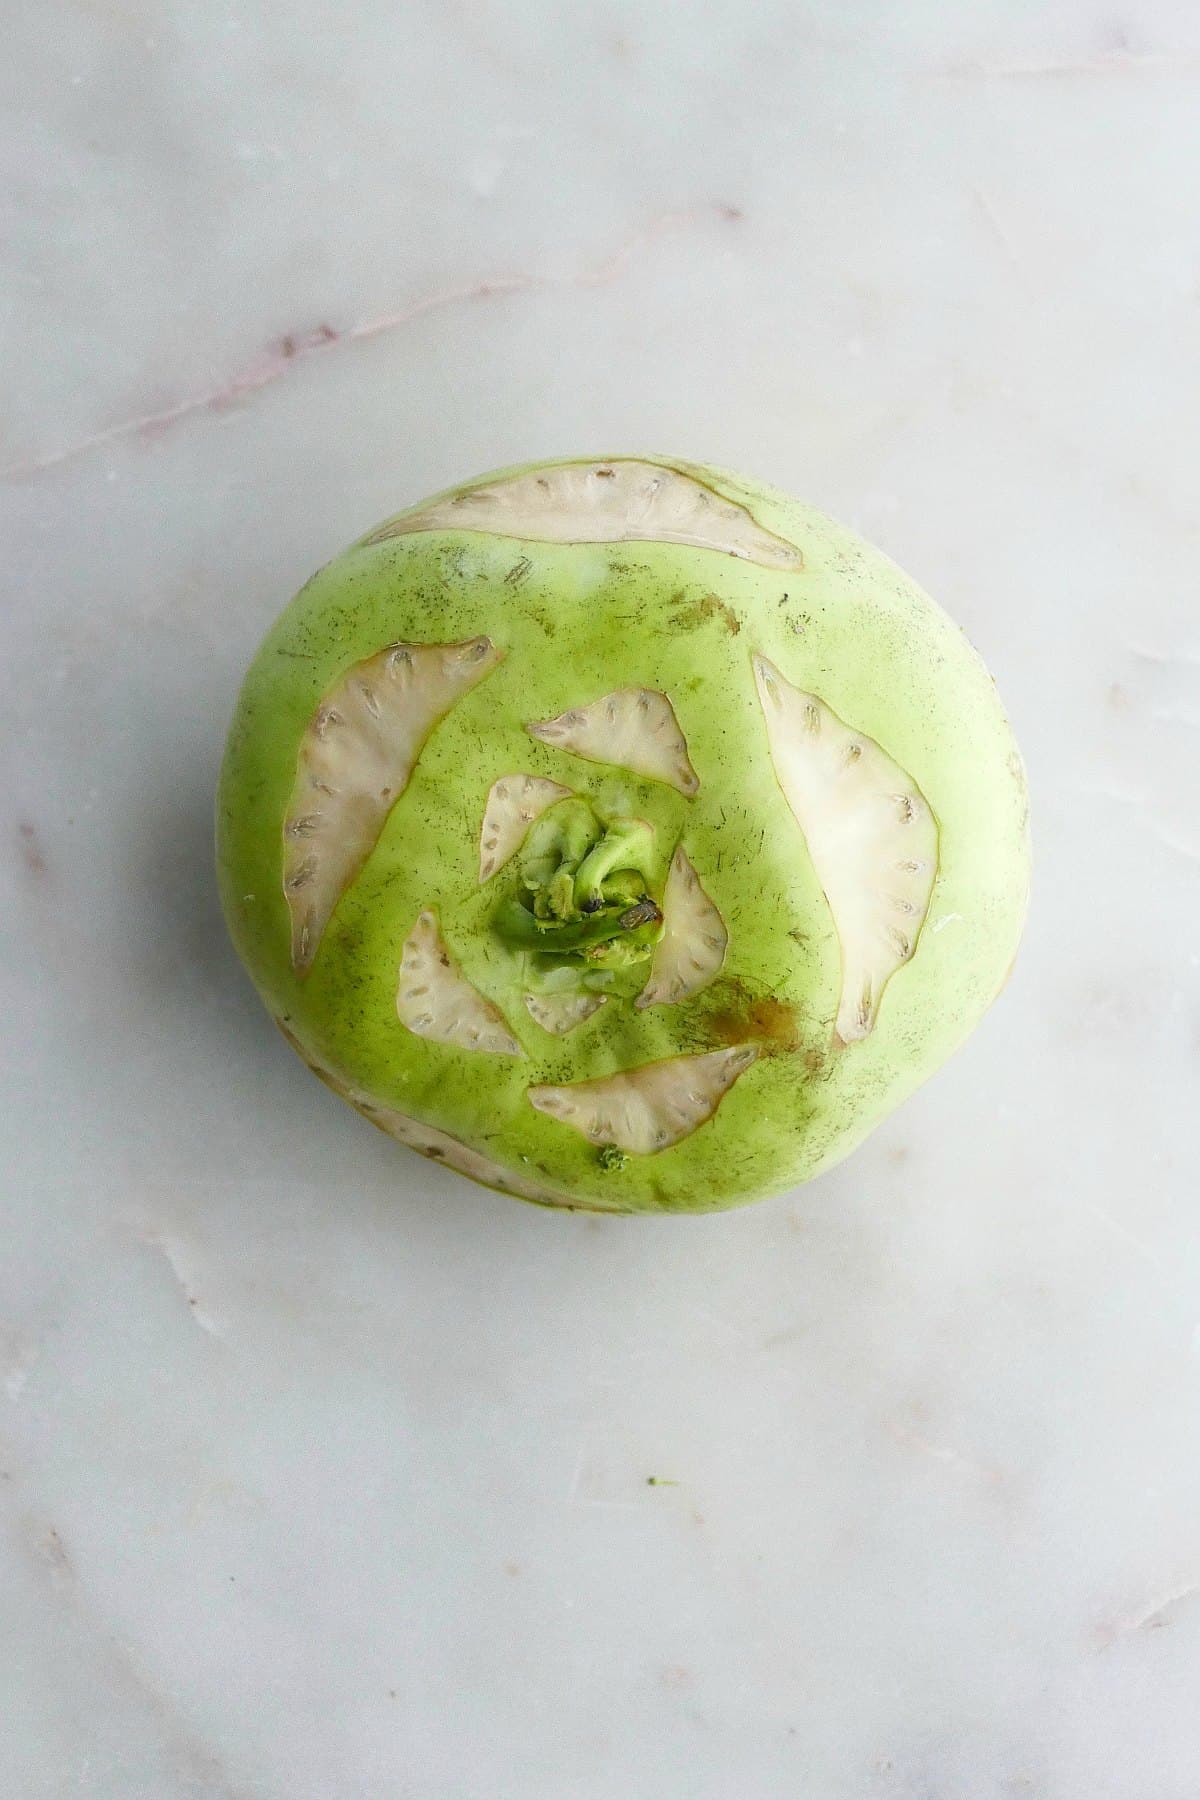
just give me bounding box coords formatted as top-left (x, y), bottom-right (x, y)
top-left (668, 591), bottom-right (741, 636)
top-left (18, 821), bottom-right (47, 877)
top-left (706, 979), bottom-right (802, 1054)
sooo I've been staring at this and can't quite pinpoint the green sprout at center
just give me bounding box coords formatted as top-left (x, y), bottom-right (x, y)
top-left (492, 799), bottom-right (664, 991)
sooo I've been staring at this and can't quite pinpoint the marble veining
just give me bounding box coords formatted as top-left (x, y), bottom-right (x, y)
top-left (1, 207), bottom-right (733, 482)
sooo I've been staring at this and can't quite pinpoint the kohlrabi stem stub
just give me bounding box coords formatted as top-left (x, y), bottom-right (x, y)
top-left (217, 455), bottom-right (1029, 1213)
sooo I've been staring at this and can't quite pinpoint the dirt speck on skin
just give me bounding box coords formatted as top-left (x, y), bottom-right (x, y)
top-left (18, 821), bottom-right (47, 877)
top-left (669, 591), bottom-right (741, 636)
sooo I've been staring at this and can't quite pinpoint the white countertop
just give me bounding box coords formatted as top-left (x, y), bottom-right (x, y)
top-left (4, 3), bottom-right (1200, 1795)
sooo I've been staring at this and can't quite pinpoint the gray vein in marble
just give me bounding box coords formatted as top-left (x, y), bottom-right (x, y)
top-left (1076, 783), bottom-right (1200, 863)
top-left (1, 1332), bottom-right (38, 1400)
top-left (5, 1507), bottom-right (250, 1799)
top-left (929, 49), bottom-right (1200, 79)
top-left (133, 1226), bottom-right (230, 1341)
top-left (2, 205), bottom-right (737, 483)
top-left (887, 1420), bottom-right (1007, 1496)
top-left (968, 186), bottom-right (1029, 287)
top-left (1130, 643), bottom-right (1200, 668)
top-left (17, 820), bottom-right (49, 878)
top-left (1066, 1198), bottom-right (1171, 1278)
top-left (1122, 1584), bottom-right (1200, 1633)
top-left (1097, 1582), bottom-right (1200, 1649)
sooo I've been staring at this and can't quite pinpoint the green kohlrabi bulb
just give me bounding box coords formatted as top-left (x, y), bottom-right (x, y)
top-left (216, 456), bottom-right (1030, 1214)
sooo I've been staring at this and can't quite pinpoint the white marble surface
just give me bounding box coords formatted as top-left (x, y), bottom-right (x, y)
top-left (4, 2), bottom-right (1200, 1794)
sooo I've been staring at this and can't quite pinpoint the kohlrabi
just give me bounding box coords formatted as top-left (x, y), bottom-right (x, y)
top-left (217, 456), bottom-right (1029, 1213)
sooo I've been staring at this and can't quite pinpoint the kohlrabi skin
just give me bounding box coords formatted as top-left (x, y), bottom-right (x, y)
top-left (216, 456), bottom-right (1029, 1214)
